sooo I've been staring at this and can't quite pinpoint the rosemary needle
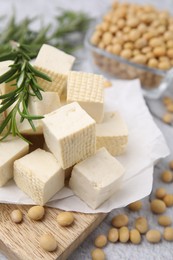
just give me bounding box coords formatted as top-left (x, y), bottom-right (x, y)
top-left (0, 41), bottom-right (52, 142)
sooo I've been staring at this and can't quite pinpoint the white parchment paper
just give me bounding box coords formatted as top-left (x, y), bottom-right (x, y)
top-left (0, 79), bottom-right (169, 213)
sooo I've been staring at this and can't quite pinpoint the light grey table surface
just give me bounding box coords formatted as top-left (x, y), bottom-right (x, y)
top-left (0, 0), bottom-right (173, 259)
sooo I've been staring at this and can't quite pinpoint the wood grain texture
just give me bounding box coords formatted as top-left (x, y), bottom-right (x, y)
top-left (0, 204), bottom-right (106, 260)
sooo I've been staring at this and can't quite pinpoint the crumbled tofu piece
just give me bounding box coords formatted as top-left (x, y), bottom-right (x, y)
top-left (67, 71), bottom-right (104, 123)
top-left (34, 44), bottom-right (75, 95)
top-left (14, 148), bottom-right (65, 205)
top-left (6, 92), bottom-right (60, 135)
top-left (69, 147), bottom-right (125, 209)
top-left (0, 61), bottom-right (15, 94)
top-left (0, 136), bottom-right (29, 187)
top-left (96, 112), bottom-right (128, 156)
top-left (42, 102), bottom-right (96, 169)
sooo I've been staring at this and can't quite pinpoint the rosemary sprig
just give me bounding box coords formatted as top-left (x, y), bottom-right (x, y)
top-left (0, 10), bottom-right (91, 57)
top-left (0, 41), bottom-right (51, 142)
top-left (51, 10), bottom-right (92, 53)
top-left (0, 10), bottom-right (91, 142)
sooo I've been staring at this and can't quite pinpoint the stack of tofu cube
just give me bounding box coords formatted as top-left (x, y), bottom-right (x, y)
top-left (0, 44), bottom-right (128, 209)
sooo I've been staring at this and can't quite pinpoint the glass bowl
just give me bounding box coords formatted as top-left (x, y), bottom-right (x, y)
top-left (85, 23), bottom-right (173, 99)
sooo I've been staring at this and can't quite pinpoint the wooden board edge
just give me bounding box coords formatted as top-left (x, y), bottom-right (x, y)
top-left (57, 213), bottom-right (107, 260)
top-left (0, 239), bottom-right (19, 260)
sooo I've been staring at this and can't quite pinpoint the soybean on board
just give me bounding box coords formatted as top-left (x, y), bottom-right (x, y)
top-left (0, 204), bottom-right (106, 260)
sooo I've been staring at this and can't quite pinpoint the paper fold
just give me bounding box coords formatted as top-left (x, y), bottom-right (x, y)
top-left (0, 79), bottom-right (169, 213)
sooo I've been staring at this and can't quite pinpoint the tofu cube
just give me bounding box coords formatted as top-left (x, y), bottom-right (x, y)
top-left (0, 136), bottom-right (29, 187)
top-left (67, 71), bottom-right (104, 123)
top-left (34, 44), bottom-right (75, 95)
top-left (0, 61), bottom-right (15, 94)
top-left (69, 147), bottom-right (125, 209)
top-left (14, 148), bottom-right (65, 205)
top-left (96, 112), bottom-right (128, 156)
top-left (42, 102), bottom-right (96, 169)
top-left (6, 92), bottom-right (60, 135)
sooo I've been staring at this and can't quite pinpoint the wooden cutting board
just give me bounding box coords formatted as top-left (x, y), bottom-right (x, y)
top-left (0, 204), bottom-right (106, 260)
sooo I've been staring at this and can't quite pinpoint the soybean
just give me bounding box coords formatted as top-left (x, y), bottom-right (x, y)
top-left (162, 113), bottom-right (173, 124)
top-left (135, 217), bottom-right (148, 234)
top-left (10, 209), bottom-right (23, 224)
top-left (28, 206), bottom-right (45, 221)
top-left (111, 214), bottom-right (129, 228)
top-left (155, 187), bottom-right (167, 199)
top-left (40, 233), bottom-right (57, 252)
top-left (130, 229), bottom-right (141, 244)
top-left (91, 248), bottom-right (106, 260)
top-left (107, 228), bottom-right (119, 243)
top-left (57, 212), bottom-right (74, 227)
top-left (158, 215), bottom-right (172, 226)
top-left (146, 230), bottom-right (161, 243)
top-left (163, 227), bottom-right (173, 241)
top-left (161, 170), bottom-right (173, 183)
top-left (128, 200), bottom-right (142, 211)
top-left (94, 235), bottom-right (107, 248)
top-left (119, 226), bottom-right (130, 243)
top-left (163, 194), bottom-right (173, 207)
top-left (150, 199), bottom-right (166, 214)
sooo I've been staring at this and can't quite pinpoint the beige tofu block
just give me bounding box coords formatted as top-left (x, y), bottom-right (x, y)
top-left (69, 147), bottom-right (125, 209)
top-left (67, 71), bottom-right (104, 123)
top-left (14, 148), bottom-right (65, 205)
top-left (34, 44), bottom-right (75, 95)
top-left (0, 136), bottom-right (29, 187)
top-left (0, 60), bottom-right (15, 94)
top-left (6, 92), bottom-right (60, 135)
top-left (42, 102), bottom-right (96, 169)
top-left (96, 112), bottom-right (128, 156)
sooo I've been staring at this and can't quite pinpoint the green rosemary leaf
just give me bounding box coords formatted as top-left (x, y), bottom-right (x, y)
top-left (17, 71), bottom-right (25, 88)
top-left (28, 118), bottom-right (36, 132)
top-left (30, 82), bottom-right (42, 100)
top-left (0, 87), bottom-right (21, 99)
top-left (18, 49), bottom-right (30, 61)
top-left (0, 112), bottom-right (11, 134)
top-left (20, 113), bottom-right (44, 120)
top-left (11, 113), bottom-right (17, 136)
top-left (9, 63), bottom-right (21, 69)
top-left (1, 95), bottom-right (18, 105)
top-left (0, 98), bottom-right (16, 113)
top-left (0, 52), bottom-right (16, 61)
top-left (28, 63), bottom-right (52, 82)
top-left (21, 61), bottom-right (26, 71)
top-left (32, 24), bottom-right (51, 45)
top-left (0, 68), bottom-right (17, 84)
top-left (31, 78), bottom-right (44, 91)
top-left (5, 72), bottom-right (20, 83)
